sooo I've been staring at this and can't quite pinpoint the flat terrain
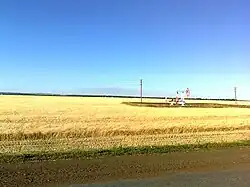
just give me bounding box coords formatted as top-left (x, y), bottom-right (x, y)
top-left (0, 95), bottom-right (250, 154)
top-left (123, 101), bottom-right (250, 108)
top-left (1, 96), bottom-right (250, 186)
top-left (1, 147), bottom-right (250, 187)
top-left (84, 166), bottom-right (250, 187)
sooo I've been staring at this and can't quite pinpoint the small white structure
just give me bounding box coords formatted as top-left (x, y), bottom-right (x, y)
top-left (169, 88), bottom-right (191, 106)
top-left (176, 91), bottom-right (185, 106)
top-left (176, 89), bottom-right (190, 106)
top-left (180, 91), bottom-right (185, 106)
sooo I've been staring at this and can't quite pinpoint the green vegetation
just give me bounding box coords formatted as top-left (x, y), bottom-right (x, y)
top-left (1, 140), bottom-right (250, 164)
top-left (0, 92), bottom-right (248, 101)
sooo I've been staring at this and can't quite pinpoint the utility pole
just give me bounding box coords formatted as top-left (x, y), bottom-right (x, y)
top-left (234, 87), bottom-right (237, 102)
top-left (140, 79), bottom-right (143, 103)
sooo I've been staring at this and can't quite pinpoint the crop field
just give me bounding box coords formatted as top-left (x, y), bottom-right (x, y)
top-left (0, 95), bottom-right (250, 155)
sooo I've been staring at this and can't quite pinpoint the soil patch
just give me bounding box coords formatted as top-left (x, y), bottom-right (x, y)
top-left (122, 102), bottom-right (250, 108)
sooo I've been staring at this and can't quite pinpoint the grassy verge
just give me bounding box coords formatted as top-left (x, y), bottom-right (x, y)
top-left (1, 140), bottom-right (250, 164)
top-left (122, 102), bottom-right (250, 108)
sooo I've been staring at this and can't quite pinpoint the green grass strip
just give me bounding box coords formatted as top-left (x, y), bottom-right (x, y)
top-left (1, 140), bottom-right (250, 164)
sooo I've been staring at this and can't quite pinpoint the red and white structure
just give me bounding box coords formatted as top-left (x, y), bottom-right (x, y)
top-left (186, 88), bottom-right (190, 98)
top-left (173, 88), bottom-right (191, 106)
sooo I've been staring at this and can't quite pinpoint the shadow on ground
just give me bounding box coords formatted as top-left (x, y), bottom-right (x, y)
top-left (122, 102), bottom-right (250, 108)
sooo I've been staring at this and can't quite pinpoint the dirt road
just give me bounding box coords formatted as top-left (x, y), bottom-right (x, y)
top-left (1, 147), bottom-right (250, 187)
top-left (84, 166), bottom-right (250, 187)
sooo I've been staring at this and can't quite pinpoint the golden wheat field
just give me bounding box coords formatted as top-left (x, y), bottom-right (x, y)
top-left (0, 95), bottom-right (250, 154)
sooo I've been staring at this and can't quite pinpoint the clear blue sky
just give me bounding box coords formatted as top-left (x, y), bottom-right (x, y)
top-left (0, 0), bottom-right (249, 99)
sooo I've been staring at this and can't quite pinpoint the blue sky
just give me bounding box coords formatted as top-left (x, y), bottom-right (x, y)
top-left (0, 0), bottom-right (249, 99)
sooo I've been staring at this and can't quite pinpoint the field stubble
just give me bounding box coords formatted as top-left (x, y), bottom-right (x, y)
top-left (0, 95), bottom-right (250, 154)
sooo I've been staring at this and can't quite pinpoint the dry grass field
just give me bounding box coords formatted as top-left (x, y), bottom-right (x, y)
top-left (0, 95), bottom-right (250, 154)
